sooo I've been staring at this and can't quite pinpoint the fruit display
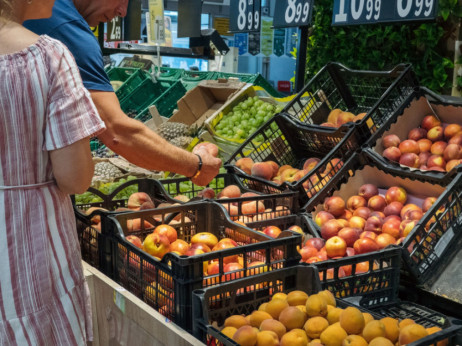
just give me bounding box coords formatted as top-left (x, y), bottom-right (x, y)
top-left (212, 95), bottom-right (283, 142)
top-left (380, 114), bottom-right (462, 172)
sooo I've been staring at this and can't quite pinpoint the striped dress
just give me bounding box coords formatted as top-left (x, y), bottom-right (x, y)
top-left (0, 35), bottom-right (105, 345)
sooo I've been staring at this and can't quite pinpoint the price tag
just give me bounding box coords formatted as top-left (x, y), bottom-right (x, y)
top-left (273, 0), bottom-right (313, 28)
top-left (107, 16), bottom-right (122, 42)
top-left (230, 0), bottom-right (261, 33)
top-left (332, 0), bottom-right (438, 26)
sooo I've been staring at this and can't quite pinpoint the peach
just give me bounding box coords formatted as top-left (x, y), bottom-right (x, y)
top-left (235, 157), bottom-right (254, 175)
top-left (446, 159), bottom-right (462, 172)
top-left (320, 219), bottom-right (343, 240)
top-left (315, 211), bottom-right (335, 227)
top-left (382, 218), bottom-right (401, 238)
top-left (427, 126), bottom-right (444, 142)
top-left (127, 192), bottom-right (153, 210)
top-left (358, 184), bottom-right (379, 200)
top-left (291, 170), bottom-right (306, 182)
top-left (277, 164), bottom-right (294, 176)
top-left (384, 201), bottom-right (403, 217)
top-left (443, 143), bottom-right (462, 161)
top-left (417, 138), bottom-right (432, 153)
top-left (320, 122), bottom-right (336, 127)
top-left (353, 207), bottom-right (371, 220)
top-left (444, 123), bottom-right (462, 139)
top-left (421, 114), bottom-right (441, 131)
top-left (399, 152), bottom-right (420, 168)
top-left (218, 184), bottom-right (241, 199)
top-left (431, 141), bottom-right (448, 156)
top-left (408, 127), bottom-right (427, 141)
top-left (338, 227), bottom-right (361, 247)
top-left (265, 160), bottom-right (280, 177)
top-left (336, 111), bottom-right (355, 126)
top-left (399, 139), bottom-right (420, 154)
top-left (367, 195), bottom-right (387, 212)
top-left (382, 134), bottom-right (401, 148)
top-left (323, 196), bottom-right (346, 217)
top-left (449, 133), bottom-right (462, 146)
top-left (303, 157), bottom-right (321, 171)
top-left (251, 162), bottom-right (275, 180)
top-left (327, 108), bottom-right (343, 125)
top-left (348, 216), bottom-right (366, 230)
top-left (353, 237), bottom-right (379, 254)
top-left (383, 147), bottom-right (401, 162)
top-left (197, 188), bottom-right (215, 199)
top-left (427, 155), bottom-right (446, 169)
top-left (385, 186), bottom-right (407, 204)
top-left (280, 168), bottom-right (300, 183)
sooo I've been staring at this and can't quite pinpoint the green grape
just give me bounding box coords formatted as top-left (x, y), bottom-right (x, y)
top-left (241, 102), bottom-right (248, 110)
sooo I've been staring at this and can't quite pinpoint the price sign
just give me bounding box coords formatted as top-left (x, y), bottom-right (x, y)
top-left (230, 0), bottom-right (261, 33)
top-left (273, 0), bottom-right (313, 28)
top-left (107, 16), bottom-right (122, 41)
top-left (332, 0), bottom-right (438, 26)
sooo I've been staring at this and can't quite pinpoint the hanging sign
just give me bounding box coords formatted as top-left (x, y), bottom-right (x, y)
top-left (332, 0), bottom-right (438, 26)
top-left (148, 0), bottom-right (165, 44)
top-left (273, 0), bottom-right (313, 28)
top-left (229, 0), bottom-right (261, 33)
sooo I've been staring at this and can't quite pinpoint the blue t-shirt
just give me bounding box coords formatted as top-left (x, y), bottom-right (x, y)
top-left (24, 0), bottom-right (113, 92)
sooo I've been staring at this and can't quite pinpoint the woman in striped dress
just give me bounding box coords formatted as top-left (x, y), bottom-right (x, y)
top-left (0, 0), bottom-right (105, 344)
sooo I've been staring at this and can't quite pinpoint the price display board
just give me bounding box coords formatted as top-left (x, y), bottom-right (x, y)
top-left (230, 0), bottom-right (261, 33)
top-left (107, 17), bottom-right (123, 42)
top-left (332, 0), bottom-right (438, 26)
top-left (273, 0), bottom-right (313, 28)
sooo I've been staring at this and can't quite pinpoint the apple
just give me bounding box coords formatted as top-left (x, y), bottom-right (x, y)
top-left (338, 227), bottom-right (361, 247)
top-left (323, 196), bottom-right (346, 217)
top-left (325, 236), bottom-right (347, 258)
top-left (126, 235), bottom-right (142, 249)
top-left (314, 211), bottom-right (335, 227)
top-left (346, 195), bottom-right (367, 211)
top-left (408, 128), bottom-right (427, 141)
top-left (421, 115), bottom-right (441, 131)
top-left (385, 186), bottom-right (407, 204)
top-left (263, 226), bottom-right (282, 238)
top-left (353, 237), bottom-right (379, 254)
top-left (382, 134), bottom-right (401, 148)
top-left (383, 147), bottom-right (401, 162)
top-left (235, 157), bottom-right (254, 175)
top-left (153, 224), bottom-right (178, 243)
top-left (143, 233), bottom-right (170, 259)
top-left (367, 195), bottom-right (387, 212)
top-left (170, 239), bottom-right (190, 255)
top-left (320, 219), bottom-right (343, 240)
top-left (399, 139), bottom-right (420, 154)
top-left (305, 237), bottom-right (325, 250)
top-left (358, 184), bottom-right (379, 200)
top-left (191, 232), bottom-right (219, 249)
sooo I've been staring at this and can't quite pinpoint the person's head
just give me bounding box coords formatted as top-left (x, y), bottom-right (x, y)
top-left (0, 0), bottom-right (54, 23)
top-left (74, 0), bottom-right (129, 27)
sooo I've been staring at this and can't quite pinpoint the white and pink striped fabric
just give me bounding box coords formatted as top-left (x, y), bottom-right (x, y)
top-left (0, 35), bottom-right (105, 345)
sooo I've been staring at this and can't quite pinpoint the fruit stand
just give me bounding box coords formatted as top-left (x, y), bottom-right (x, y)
top-left (69, 1), bottom-right (462, 345)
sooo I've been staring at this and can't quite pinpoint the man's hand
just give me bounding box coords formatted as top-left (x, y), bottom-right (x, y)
top-left (191, 147), bottom-right (222, 186)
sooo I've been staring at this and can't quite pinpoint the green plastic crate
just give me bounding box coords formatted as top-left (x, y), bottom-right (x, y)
top-left (107, 67), bottom-right (139, 82)
top-left (134, 81), bottom-right (187, 122)
top-left (218, 72), bottom-right (281, 98)
top-left (113, 68), bottom-right (151, 102)
top-left (180, 70), bottom-right (219, 90)
top-left (152, 66), bottom-right (183, 81)
top-left (119, 78), bottom-right (177, 115)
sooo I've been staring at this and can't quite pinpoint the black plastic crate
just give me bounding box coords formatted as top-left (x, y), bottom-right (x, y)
top-left (224, 113), bottom-right (361, 207)
top-left (245, 213), bottom-right (320, 238)
top-left (159, 172), bottom-right (300, 223)
top-left (101, 201), bottom-right (302, 332)
top-left (73, 178), bottom-right (178, 268)
top-left (282, 62), bottom-right (418, 143)
top-left (304, 151), bottom-right (462, 286)
top-left (364, 86), bottom-right (462, 185)
top-left (192, 265), bottom-right (460, 346)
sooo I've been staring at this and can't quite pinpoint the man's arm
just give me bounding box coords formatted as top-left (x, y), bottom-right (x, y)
top-left (90, 91), bottom-right (222, 186)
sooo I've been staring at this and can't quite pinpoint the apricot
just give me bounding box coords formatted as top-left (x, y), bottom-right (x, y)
top-left (224, 314), bottom-right (249, 329)
top-left (342, 335), bottom-right (368, 346)
top-left (260, 319), bottom-right (286, 340)
top-left (309, 340), bottom-right (324, 346)
top-left (287, 290), bottom-right (309, 306)
top-left (327, 307), bottom-right (343, 325)
top-left (258, 302), bottom-right (268, 311)
top-left (306, 294), bottom-right (328, 318)
top-left (280, 328), bottom-right (309, 346)
top-left (304, 316), bottom-right (329, 339)
top-left (363, 312), bottom-right (375, 325)
top-left (233, 325), bottom-right (259, 346)
top-left (279, 306), bottom-right (307, 330)
top-left (320, 323), bottom-right (348, 346)
top-left (266, 298), bottom-right (290, 319)
top-left (318, 289), bottom-right (337, 307)
top-left (368, 336), bottom-right (394, 346)
top-left (339, 306), bottom-right (365, 335)
top-left (272, 292), bottom-right (288, 301)
top-left (249, 310), bottom-right (273, 328)
top-left (398, 318), bottom-right (415, 329)
top-left (399, 324), bottom-right (428, 345)
top-left (380, 317), bottom-right (399, 343)
top-left (219, 184), bottom-right (241, 198)
top-left (221, 326), bottom-right (237, 339)
top-left (362, 320), bottom-right (387, 342)
top-left (256, 330), bottom-right (279, 345)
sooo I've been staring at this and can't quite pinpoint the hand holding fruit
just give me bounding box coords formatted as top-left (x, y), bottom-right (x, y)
top-left (190, 144), bottom-right (222, 186)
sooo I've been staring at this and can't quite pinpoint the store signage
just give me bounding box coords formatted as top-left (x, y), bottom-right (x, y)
top-left (332, 0), bottom-right (438, 26)
top-left (230, 0), bottom-right (262, 33)
top-left (107, 17), bottom-right (122, 42)
top-left (273, 0), bottom-right (313, 28)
